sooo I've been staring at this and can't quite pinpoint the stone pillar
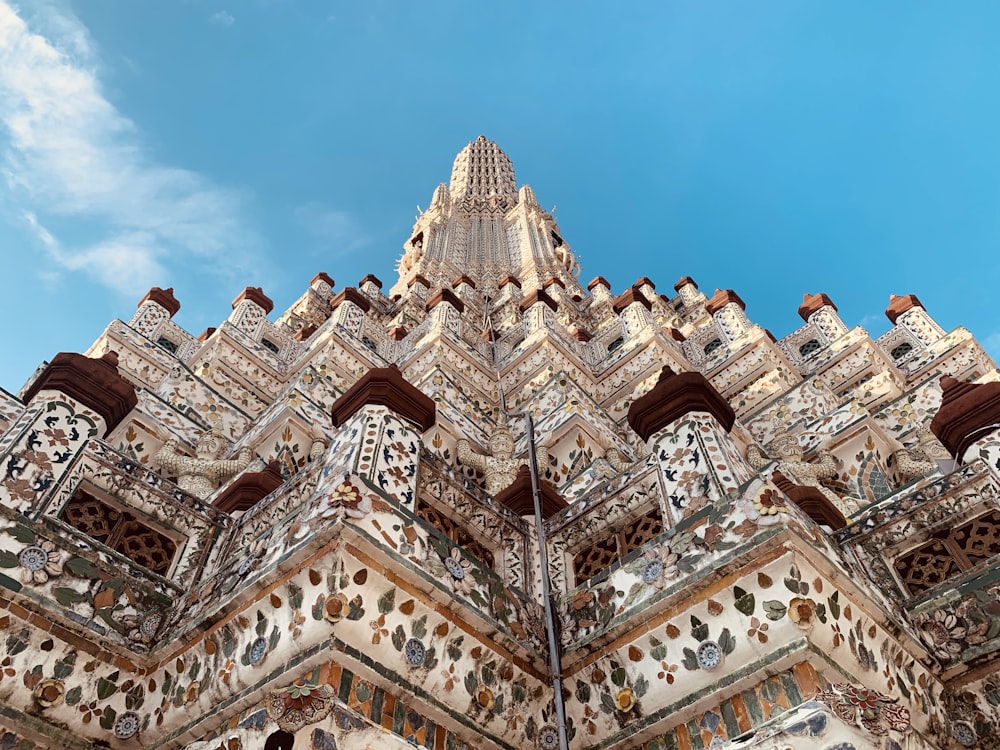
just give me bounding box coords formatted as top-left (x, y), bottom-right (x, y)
top-left (310, 272), bottom-right (335, 297)
top-left (425, 288), bottom-right (464, 336)
top-left (628, 366), bottom-right (751, 522)
top-left (2, 352), bottom-right (137, 513)
top-left (543, 276), bottom-right (573, 330)
top-left (542, 275), bottom-right (567, 306)
top-left (407, 274), bottom-right (430, 297)
top-left (128, 287), bottom-right (181, 339)
top-left (612, 288), bottom-right (654, 338)
top-left (359, 273), bottom-right (383, 299)
top-left (329, 287), bottom-right (370, 336)
top-left (325, 365), bottom-right (436, 507)
top-left (451, 275), bottom-right (478, 307)
top-left (673, 276), bottom-right (702, 306)
top-left (885, 294), bottom-right (945, 345)
top-left (229, 287), bottom-right (273, 337)
top-left (519, 288), bottom-right (558, 335)
top-left (633, 277), bottom-right (657, 301)
top-left (498, 275), bottom-right (522, 305)
top-left (798, 292), bottom-right (848, 340)
top-left (930, 375), bottom-right (1000, 467)
top-left (587, 276), bottom-right (612, 305)
top-left (705, 289), bottom-right (751, 344)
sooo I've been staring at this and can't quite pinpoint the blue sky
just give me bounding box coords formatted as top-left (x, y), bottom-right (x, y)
top-left (1, 1), bottom-right (999, 390)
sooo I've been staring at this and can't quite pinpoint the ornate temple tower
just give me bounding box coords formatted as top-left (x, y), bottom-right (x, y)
top-left (392, 135), bottom-right (582, 297)
top-left (0, 138), bottom-right (999, 750)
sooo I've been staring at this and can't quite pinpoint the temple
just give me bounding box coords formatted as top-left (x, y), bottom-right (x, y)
top-left (0, 136), bottom-right (998, 749)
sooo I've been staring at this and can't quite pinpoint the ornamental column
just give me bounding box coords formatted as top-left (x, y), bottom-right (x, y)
top-left (452, 275), bottom-right (478, 304)
top-left (229, 287), bottom-right (274, 338)
top-left (519, 288), bottom-right (558, 335)
top-left (587, 276), bottom-right (613, 306)
top-left (329, 287), bottom-right (370, 337)
top-left (425, 288), bottom-right (465, 337)
top-left (930, 376), bottom-right (1000, 469)
top-left (612, 287), bottom-right (654, 339)
top-left (128, 287), bottom-right (181, 339)
top-left (705, 289), bottom-right (751, 345)
top-left (673, 276), bottom-right (703, 306)
top-left (497, 275), bottom-right (522, 305)
top-left (323, 365), bottom-right (436, 508)
top-left (885, 294), bottom-right (945, 346)
top-left (797, 292), bottom-right (848, 341)
top-left (628, 366), bottom-right (751, 524)
top-left (2, 352), bottom-right (137, 513)
top-left (359, 273), bottom-right (383, 299)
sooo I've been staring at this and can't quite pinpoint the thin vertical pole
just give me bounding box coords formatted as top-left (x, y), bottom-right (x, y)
top-left (487, 295), bottom-right (567, 745)
top-left (526, 413), bottom-right (570, 750)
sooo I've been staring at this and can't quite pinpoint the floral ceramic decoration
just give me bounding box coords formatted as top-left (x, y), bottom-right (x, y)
top-left (17, 541), bottom-right (62, 584)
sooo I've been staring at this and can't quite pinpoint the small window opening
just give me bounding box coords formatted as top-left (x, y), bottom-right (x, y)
top-left (798, 339), bottom-right (822, 358)
top-left (893, 509), bottom-right (1000, 596)
top-left (361, 336), bottom-right (378, 352)
top-left (551, 231), bottom-right (564, 248)
top-left (704, 338), bottom-right (723, 356)
top-left (62, 489), bottom-right (177, 576)
top-left (607, 337), bottom-right (624, 354)
top-left (156, 337), bottom-right (178, 354)
top-left (573, 508), bottom-right (665, 585)
top-left (417, 498), bottom-right (495, 569)
top-left (261, 339), bottom-right (280, 355)
top-left (891, 342), bottom-right (914, 360)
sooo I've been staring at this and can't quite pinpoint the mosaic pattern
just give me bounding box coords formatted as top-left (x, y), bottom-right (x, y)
top-left (0, 136), bottom-right (996, 750)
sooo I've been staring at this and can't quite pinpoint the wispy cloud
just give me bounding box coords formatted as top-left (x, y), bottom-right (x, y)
top-left (0, 1), bottom-right (257, 297)
top-left (209, 11), bottom-right (235, 27)
top-left (857, 312), bottom-right (883, 331)
top-left (293, 201), bottom-right (370, 256)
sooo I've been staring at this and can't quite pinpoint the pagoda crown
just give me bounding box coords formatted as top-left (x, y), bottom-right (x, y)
top-left (449, 135), bottom-right (518, 213)
top-left (390, 136), bottom-right (582, 296)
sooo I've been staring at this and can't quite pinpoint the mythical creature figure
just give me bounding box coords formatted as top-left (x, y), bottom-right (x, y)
top-left (154, 430), bottom-right (254, 499)
top-left (892, 427), bottom-right (948, 484)
top-left (308, 426), bottom-right (328, 462)
top-left (456, 418), bottom-right (548, 495)
top-left (747, 426), bottom-right (850, 511)
top-left (604, 447), bottom-right (632, 474)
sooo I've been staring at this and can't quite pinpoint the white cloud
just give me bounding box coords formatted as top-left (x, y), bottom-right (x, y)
top-left (293, 201), bottom-right (370, 256)
top-left (23, 210), bottom-right (166, 295)
top-left (857, 313), bottom-right (883, 331)
top-left (0, 2), bottom-right (257, 297)
top-left (210, 11), bottom-right (235, 27)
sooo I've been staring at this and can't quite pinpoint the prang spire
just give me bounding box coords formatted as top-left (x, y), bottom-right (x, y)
top-left (449, 135), bottom-right (518, 213)
top-left (391, 136), bottom-right (582, 297)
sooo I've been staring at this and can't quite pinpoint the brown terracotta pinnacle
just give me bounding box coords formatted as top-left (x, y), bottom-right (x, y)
top-left (232, 287), bottom-right (274, 314)
top-left (885, 294), bottom-right (924, 324)
top-left (797, 293), bottom-right (837, 321)
top-left (930, 375), bottom-right (1000, 460)
top-left (627, 366), bottom-right (735, 440)
top-left (705, 289), bottom-right (746, 316)
top-left (138, 287), bottom-right (181, 317)
top-left (23, 351), bottom-right (138, 436)
top-left (331, 364), bottom-right (435, 431)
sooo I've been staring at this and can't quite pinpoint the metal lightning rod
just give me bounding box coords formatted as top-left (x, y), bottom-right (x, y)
top-left (527, 412), bottom-right (570, 750)
top-left (483, 294), bottom-right (569, 750)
